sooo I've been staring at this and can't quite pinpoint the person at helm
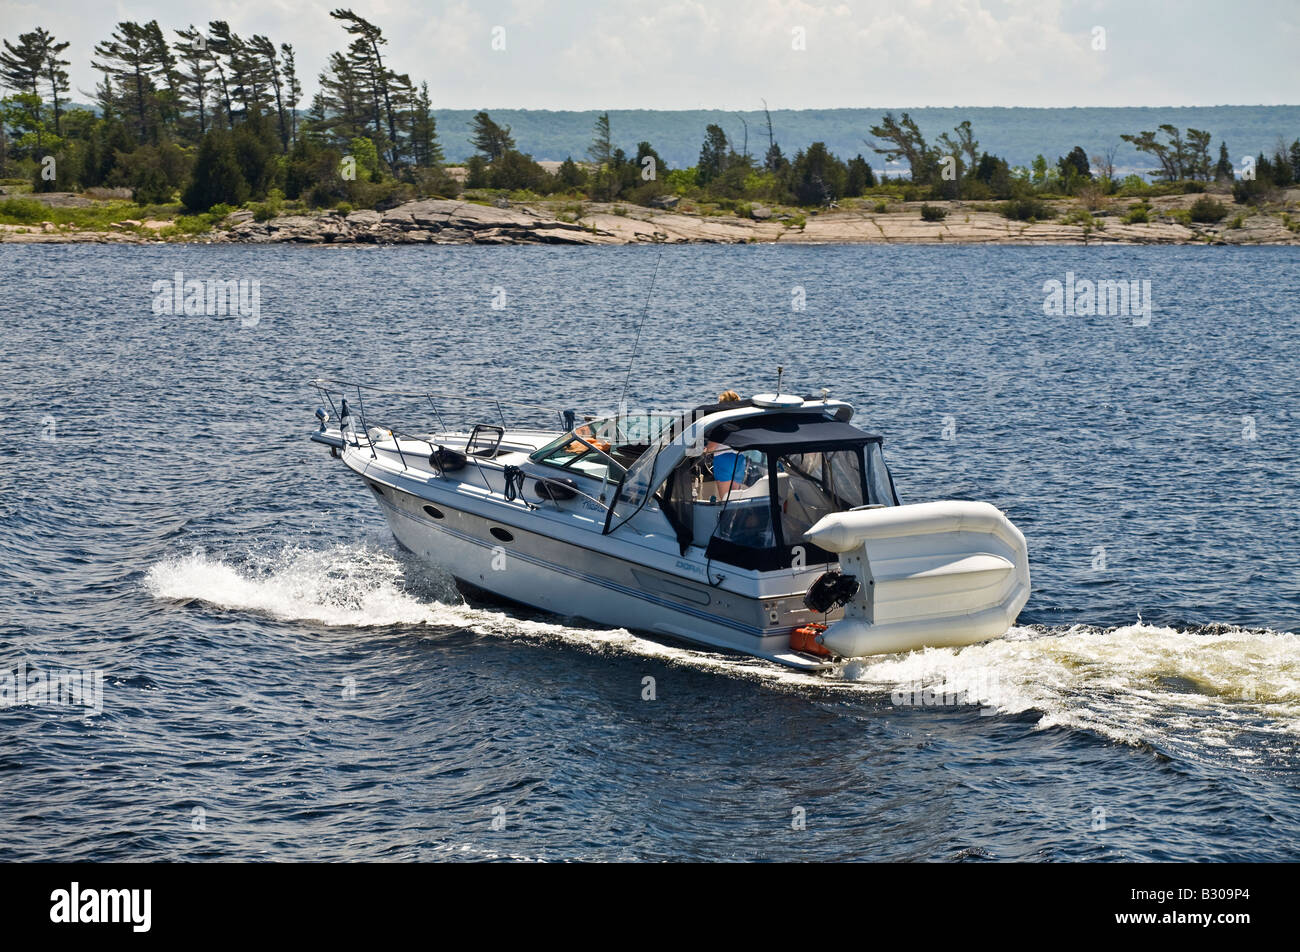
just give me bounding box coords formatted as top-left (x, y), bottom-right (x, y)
top-left (709, 390), bottom-right (746, 496)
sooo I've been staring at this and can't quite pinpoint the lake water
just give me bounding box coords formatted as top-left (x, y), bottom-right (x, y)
top-left (1, 242), bottom-right (1297, 861)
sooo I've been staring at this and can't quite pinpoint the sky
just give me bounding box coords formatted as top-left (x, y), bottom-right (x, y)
top-left (0, 0), bottom-right (1295, 111)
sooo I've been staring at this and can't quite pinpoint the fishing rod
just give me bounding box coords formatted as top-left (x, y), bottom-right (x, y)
top-left (617, 241), bottom-right (666, 411)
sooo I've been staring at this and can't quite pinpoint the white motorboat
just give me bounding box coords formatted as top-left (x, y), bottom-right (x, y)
top-left (309, 381), bottom-right (1030, 670)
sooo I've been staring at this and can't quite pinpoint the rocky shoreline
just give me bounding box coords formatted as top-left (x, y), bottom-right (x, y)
top-left (4, 195), bottom-right (1298, 246)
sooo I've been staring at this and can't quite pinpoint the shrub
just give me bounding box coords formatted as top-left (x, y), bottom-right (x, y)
top-left (248, 188), bottom-right (285, 222)
top-left (873, 200), bottom-right (888, 213)
top-left (0, 197), bottom-right (48, 224)
top-left (919, 203), bottom-right (947, 222)
top-left (1229, 213), bottom-right (1245, 229)
top-left (1189, 196), bottom-right (1228, 223)
top-left (335, 201), bottom-right (353, 215)
top-left (1001, 196), bottom-right (1052, 221)
top-left (1123, 203), bottom-right (1150, 224)
top-left (1233, 177), bottom-right (1276, 206)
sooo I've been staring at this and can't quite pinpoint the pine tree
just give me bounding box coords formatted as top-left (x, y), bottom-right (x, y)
top-left (1214, 141), bottom-right (1234, 181)
top-left (40, 31), bottom-right (70, 136)
top-left (174, 26), bottom-right (212, 137)
top-left (249, 36), bottom-right (288, 150)
top-left (204, 22), bottom-right (235, 128)
top-left (207, 22), bottom-right (271, 122)
top-left (470, 111), bottom-right (514, 161)
top-left (93, 21), bottom-right (168, 143)
top-left (1, 28), bottom-right (67, 136)
top-left (182, 129), bottom-right (248, 209)
top-left (557, 156), bottom-right (585, 188)
top-left (330, 9), bottom-right (401, 166)
top-left (588, 112), bottom-right (614, 200)
top-left (313, 51), bottom-right (370, 146)
top-left (144, 20), bottom-right (180, 134)
top-left (845, 154), bottom-right (875, 195)
top-left (281, 44), bottom-right (302, 147)
top-left (697, 124), bottom-right (728, 185)
top-left (0, 30), bottom-right (45, 106)
top-left (408, 81), bottom-right (442, 167)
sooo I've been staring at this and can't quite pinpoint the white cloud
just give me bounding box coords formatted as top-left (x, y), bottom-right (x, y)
top-left (0, 0), bottom-right (1293, 109)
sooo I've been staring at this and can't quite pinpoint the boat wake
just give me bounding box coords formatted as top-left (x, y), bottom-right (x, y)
top-left (142, 544), bottom-right (819, 686)
top-left (845, 624), bottom-right (1300, 765)
top-left (145, 544), bottom-right (1300, 762)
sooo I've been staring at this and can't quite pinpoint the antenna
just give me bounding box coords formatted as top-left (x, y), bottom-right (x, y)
top-left (618, 242), bottom-right (666, 410)
top-left (776, 365), bottom-right (784, 395)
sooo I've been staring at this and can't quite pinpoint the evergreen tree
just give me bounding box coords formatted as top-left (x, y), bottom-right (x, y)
top-left (249, 35), bottom-right (289, 150)
top-left (587, 112), bottom-right (614, 200)
top-left (174, 26), bottom-right (213, 136)
top-left (791, 142), bottom-right (846, 205)
top-left (634, 140), bottom-right (664, 180)
top-left (233, 111), bottom-right (279, 198)
top-left (93, 21), bottom-right (169, 143)
top-left (764, 141), bottom-right (787, 173)
top-left (1273, 146), bottom-right (1293, 188)
top-left (408, 81), bottom-right (442, 167)
top-left (313, 51), bottom-right (370, 146)
top-left (845, 154), bottom-right (875, 195)
top-left (0, 31), bottom-right (45, 106)
top-left (557, 156), bottom-right (585, 188)
top-left (697, 124), bottom-right (728, 185)
top-left (39, 31), bottom-right (70, 135)
top-left (1214, 141), bottom-right (1234, 181)
top-left (182, 129), bottom-right (248, 209)
top-left (1057, 145), bottom-right (1091, 191)
top-left (470, 111), bottom-right (514, 161)
top-left (204, 21), bottom-right (236, 128)
top-left (868, 112), bottom-right (935, 184)
top-left (331, 9), bottom-right (401, 166)
top-left (281, 44), bottom-right (301, 147)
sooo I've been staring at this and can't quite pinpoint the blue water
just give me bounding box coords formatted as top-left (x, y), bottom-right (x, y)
top-left (1, 243), bottom-right (1297, 861)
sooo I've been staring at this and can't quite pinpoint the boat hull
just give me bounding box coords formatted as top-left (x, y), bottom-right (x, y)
top-left (365, 479), bottom-right (831, 669)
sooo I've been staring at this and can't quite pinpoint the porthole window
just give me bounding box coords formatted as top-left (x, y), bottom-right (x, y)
top-left (490, 526), bottom-right (514, 543)
top-left (422, 505), bottom-right (444, 520)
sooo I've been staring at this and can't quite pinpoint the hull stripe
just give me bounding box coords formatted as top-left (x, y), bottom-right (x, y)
top-left (374, 490), bottom-right (774, 639)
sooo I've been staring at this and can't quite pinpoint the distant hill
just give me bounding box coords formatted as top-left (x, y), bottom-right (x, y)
top-left (433, 106), bottom-right (1300, 176)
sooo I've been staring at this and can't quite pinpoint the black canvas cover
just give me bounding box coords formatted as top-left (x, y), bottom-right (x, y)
top-left (706, 414), bottom-right (880, 452)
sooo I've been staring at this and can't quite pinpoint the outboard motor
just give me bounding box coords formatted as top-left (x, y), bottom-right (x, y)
top-left (803, 570), bottom-right (860, 614)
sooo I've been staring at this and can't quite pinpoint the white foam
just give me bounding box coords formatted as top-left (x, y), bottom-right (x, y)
top-left (146, 545), bottom-right (1300, 759)
top-left (844, 623), bottom-right (1300, 758)
top-left (143, 545), bottom-right (823, 688)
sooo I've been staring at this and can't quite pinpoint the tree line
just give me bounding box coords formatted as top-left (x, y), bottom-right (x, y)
top-left (2, 14), bottom-right (1297, 217)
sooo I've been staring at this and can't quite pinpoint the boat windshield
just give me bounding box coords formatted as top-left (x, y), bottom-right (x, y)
top-left (657, 436), bottom-right (899, 571)
top-left (530, 413), bottom-right (676, 483)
